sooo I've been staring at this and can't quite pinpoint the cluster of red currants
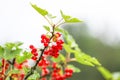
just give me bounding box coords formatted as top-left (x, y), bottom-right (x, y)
top-left (29, 32), bottom-right (73, 80)
top-left (29, 45), bottom-right (38, 61)
top-left (51, 63), bottom-right (73, 80)
top-left (43, 32), bottom-right (64, 58)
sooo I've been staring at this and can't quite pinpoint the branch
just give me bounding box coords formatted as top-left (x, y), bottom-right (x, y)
top-left (24, 25), bottom-right (55, 79)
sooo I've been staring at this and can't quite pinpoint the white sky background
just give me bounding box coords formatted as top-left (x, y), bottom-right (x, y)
top-left (0, 0), bottom-right (120, 47)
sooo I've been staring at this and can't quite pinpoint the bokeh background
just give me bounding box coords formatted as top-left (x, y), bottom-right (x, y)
top-left (0, 0), bottom-right (120, 80)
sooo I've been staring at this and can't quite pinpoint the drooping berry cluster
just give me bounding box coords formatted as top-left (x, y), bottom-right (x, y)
top-left (51, 63), bottom-right (73, 80)
top-left (28, 32), bottom-right (74, 80)
top-left (29, 45), bottom-right (38, 60)
top-left (41, 34), bottom-right (50, 47)
top-left (43, 32), bottom-right (64, 58)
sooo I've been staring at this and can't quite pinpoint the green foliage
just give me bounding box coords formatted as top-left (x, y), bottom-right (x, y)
top-left (23, 67), bottom-right (31, 74)
top-left (47, 13), bottom-right (56, 19)
top-left (28, 71), bottom-right (40, 80)
top-left (31, 4), bottom-right (48, 16)
top-left (0, 46), bottom-right (4, 57)
top-left (5, 49), bottom-right (22, 60)
top-left (0, 61), bottom-right (2, 66)
top-left (9, 69), bottom-right (20, 74)
top-left (97, 66), bottom-right (113, 80)
top-left (60, 10), bottom-right (82, 23)
top-left (0, 42), bottom-right (23, 60)
top-left (0, 42), bottom-right (31, 64)
top-left (16, 51), bottom-right (32, 64)
top-left (75, 52), bottom-right (101, 66)
top-left (43, 25), bottom-right (50, 32)
top-left (61, 29), bottom-right (101, 67)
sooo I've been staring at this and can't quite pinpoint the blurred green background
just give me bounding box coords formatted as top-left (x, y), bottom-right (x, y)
top-left (63, 23), bottom-right (120, 80)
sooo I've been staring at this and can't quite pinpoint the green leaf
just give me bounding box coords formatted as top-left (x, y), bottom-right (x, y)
top-left (28, 71), bottom-right (40, 80)
top-left (75, 52), bottom-right (101, 67)
top-left (62, 30), bottom-right (101, 67)
top-left (0, 46), bottom-right (4, 58)
top-left (5, 42), bottom-right (23, 49)
top-left (0, 61), bottom-right (2, 67)
top-left (67, 18), bottom-right (81, 22)
top-left (9, 69), bottom-right (20, 74)
top-left (60, 10), bottom-right (82, 23)
top-left (43, 25), bottom-right (50, 31)
top-left (97, 67), bottom-right (113, 80)
top-left (75, 53), bottom-right (94, 66)
top-left (31, 4), bottom-right (48, 16)
top-left (14, 42), bottom-right (23, 47)
top-left (55, 27), bottom-right (65, 33)
top-left (47, 13), bottom-right (56, 19)
top-left (5, 49), bottom-right (22, 60)
top-left (67, 64), bottom-right (81, 73)
top-left (51, 54), bottom-right (65, 63)
top-left (16, 51), bottom-right (32, 64)
top-left (5, 42), bottom-right (15, 49)
top-left (63, 43), bottom-right (72, 53)
top-left (23, 67), bottom-right (30, 74)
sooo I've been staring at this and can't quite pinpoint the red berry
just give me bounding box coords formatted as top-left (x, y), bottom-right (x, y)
top-left (52, 62), bottom-right (57, 68)
top-left (41, 34), bottom-right (50, 47)
top-left (29, 45), bottom-right (34, 49)
top-left (41, 34), bottom-right (46, 39)
top-left (31, 48), bottom-right (37, 53)
top-left (64, 68), bottom-right (73, 78)
top-left (65, 68), bottom-right (73, 73)
top-left (33, 52), bottom-right (38, 56)
top-left (20, 73), bottom-right (25, 80)
top-left (56, 32), bottom-right (61, 37)
top-left (31, 56), bottom-right (37, 60)
top-left (44, 50), bottom-right (49, 55)
top-left (44, 43), bottom-right (48, 47)
top-left (0, 78), bottom-right (3, 80)
top-left (41, 78), bottom-right (47, 80)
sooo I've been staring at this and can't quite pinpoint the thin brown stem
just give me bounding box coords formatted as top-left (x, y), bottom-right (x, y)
top-left (24, 25), bottom-right (55, 80)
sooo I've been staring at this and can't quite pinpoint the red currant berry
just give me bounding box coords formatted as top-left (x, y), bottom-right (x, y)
top-left (29, 45), bottom-right (34, 49)
top-left (31, 56), bottom-right (37, 60)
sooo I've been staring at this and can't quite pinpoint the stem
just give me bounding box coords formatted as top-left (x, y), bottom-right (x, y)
top-left (69, 58), bottom-right (76, 62)
top-left (55, 18), bottom-right (64, 26)
top-left (24, 25), bottom-right (55, 80)
top-left (44, 16), bottom-right (53, 26)
top-left (66, 53), bottom-right (70, 63)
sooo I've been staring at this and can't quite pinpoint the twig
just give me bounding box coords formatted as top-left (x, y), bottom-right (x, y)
top-left (24, 25), bottom-right (55, 79)
top-left (44, 16), bottom-right (53, 26)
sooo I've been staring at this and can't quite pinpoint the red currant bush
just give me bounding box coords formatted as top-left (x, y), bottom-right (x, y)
top-left (0, 3), bottom-right (103, 80)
